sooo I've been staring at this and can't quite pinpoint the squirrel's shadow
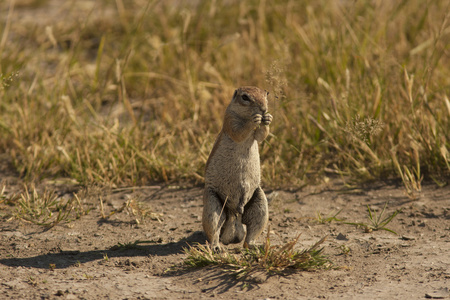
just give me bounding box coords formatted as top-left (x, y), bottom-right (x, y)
top-left (0, 231), bottom-right (206, 270)
top-left (174, 266), bottom-right (263, 294)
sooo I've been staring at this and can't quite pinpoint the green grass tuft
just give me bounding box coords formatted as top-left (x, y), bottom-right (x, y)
top-left (344, 202), bottom-right (401, 234)
top-left (3, 185), bottom-right (85, 227)
top-left (184, 231), bottom-right (332, 280)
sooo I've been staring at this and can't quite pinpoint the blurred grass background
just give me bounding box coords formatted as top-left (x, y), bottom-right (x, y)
top-left (0, 0), bottom-right (449, 191)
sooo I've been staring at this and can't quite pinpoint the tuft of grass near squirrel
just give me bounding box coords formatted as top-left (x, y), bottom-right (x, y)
top-left (183, 229), bottom-right (332, 282)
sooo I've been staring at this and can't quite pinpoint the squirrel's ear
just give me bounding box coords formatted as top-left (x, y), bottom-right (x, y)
top-left (266, 90), bottom-right (269, 96)
top-left (232, 90), bottom-right (237, 99)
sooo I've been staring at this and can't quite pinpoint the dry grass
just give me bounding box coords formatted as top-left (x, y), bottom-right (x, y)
top-left (1, 184), bottom-right (86, 227)
top-left (100, 195), bottom-right (163, 224)
top-left (183, 230), bottom-right (331, 280)
top-left (0, 0), bottom-right (449, 190)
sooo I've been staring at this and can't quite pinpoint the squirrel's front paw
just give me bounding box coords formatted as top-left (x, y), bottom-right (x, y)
top-left (262, 112), bottom-right (273, 126)
top-left (252, 113), bottom-right (263, 125)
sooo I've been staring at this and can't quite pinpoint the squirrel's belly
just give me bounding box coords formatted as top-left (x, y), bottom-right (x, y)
top-left (205, 140), bottom-right (260, 209)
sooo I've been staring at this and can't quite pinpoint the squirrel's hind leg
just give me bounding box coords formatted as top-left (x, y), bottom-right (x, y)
top-left (242, 187), bottom-right (269, 248)
top-left (202, 189), bottom-right (226, 252)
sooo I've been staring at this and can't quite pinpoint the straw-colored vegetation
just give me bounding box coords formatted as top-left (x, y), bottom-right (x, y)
top-left (183, 230), bottom-right (331, 279)
top-left (1, 184), bottom-right (87, 227)
top-left (0, 0), bottom-right (449, 190)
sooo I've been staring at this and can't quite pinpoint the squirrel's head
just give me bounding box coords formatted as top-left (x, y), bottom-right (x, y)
top-left (229, 86), bottom-right (269, 115)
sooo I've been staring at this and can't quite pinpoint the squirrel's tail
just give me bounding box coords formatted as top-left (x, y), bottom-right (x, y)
top-left (220, 213), bottom-right (245, 245)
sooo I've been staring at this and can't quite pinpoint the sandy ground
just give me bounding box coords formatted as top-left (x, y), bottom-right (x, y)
top-left (1, 179), bottom-right (449, 300)
top-left (0, 2), bottom-right (449, 298)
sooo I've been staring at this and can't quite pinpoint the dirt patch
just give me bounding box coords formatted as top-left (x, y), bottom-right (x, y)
top-left (1, 180), bottom-right (449, 299)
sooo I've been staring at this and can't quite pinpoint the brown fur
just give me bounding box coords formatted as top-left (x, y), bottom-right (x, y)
top-left (202, 86), bottom-right (272, 251)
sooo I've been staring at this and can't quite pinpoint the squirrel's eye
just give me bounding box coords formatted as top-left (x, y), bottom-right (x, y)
top-left (242, 94), bottom-right (250, 102)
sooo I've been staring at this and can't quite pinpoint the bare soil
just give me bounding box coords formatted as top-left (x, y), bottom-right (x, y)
top-left (1, 177), bottom-right (449, 300)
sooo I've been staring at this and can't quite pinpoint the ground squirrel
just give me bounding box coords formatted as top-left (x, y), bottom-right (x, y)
top-left (202, 86), bottom-right (272, 251)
